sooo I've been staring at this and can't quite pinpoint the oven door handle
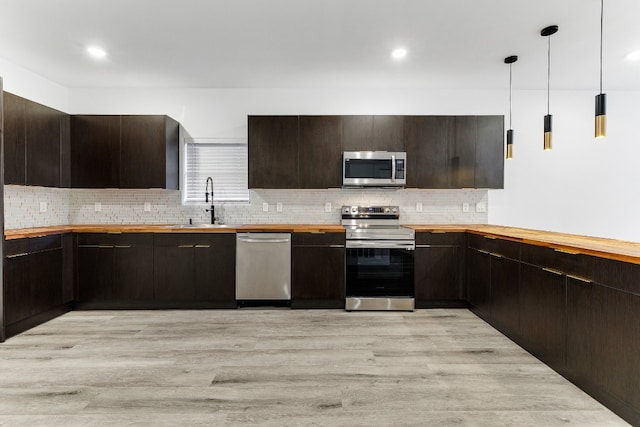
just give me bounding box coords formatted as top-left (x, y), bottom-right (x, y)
top-left (346, 240), bottom-right (415, 250)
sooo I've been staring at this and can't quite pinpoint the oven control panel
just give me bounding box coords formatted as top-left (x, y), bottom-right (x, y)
top-left (341, 205), bottom-right (399, 218)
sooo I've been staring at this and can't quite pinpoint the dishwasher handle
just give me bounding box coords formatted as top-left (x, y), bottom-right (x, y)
top-left (237, 234), bottom-right (291, 244)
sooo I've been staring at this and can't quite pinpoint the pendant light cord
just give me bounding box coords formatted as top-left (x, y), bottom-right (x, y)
top-left (600, 0), bottom-right (604, 94)
top-left (509, 63), bottom-right (513, 129)
top-left (547, 35), bottom-right (551, 115)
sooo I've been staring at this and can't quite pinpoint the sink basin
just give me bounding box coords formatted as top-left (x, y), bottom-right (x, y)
top-left (170, 224), bottom-right (239, 229)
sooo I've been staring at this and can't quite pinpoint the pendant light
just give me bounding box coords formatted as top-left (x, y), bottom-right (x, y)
top-left (541, 25), bottom-right (558, 150)
top-left (504, 55), bottom-right (518, 160)
top-left (595, 0), bottom-right (606, 138)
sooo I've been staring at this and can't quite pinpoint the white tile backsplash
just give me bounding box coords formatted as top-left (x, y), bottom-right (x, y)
top-left (4, 185), bottom-right (488, 229)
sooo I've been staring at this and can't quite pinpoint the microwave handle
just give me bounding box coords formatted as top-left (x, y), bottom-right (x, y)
top-left (391, 154), bottom-right (396, 183)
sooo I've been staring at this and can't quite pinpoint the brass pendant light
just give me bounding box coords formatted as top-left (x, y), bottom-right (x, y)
top-left (595, 0), bottom-right (606, 138)
top-left (541, 25), bottom-right (558, 150)
top-left (504, 55), bottom-right (518, 160)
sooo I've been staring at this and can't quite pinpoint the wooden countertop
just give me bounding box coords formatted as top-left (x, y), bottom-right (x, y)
top-left (6, 223), bottom-right (640, 265)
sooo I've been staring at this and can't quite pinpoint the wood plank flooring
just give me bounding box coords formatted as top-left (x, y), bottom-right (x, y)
top-left (0, 309), bottom-right (628, 426)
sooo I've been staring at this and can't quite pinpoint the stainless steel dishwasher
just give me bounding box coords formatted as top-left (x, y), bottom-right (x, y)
top-left (236, 233), bottom-right (291, 306)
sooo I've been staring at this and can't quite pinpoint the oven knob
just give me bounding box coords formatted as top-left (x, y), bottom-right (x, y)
top-left (351, 206), bottom-right (358, 214)
top-left (342, 206), bottom-right (350, 214)
top-left (384, 207), bottom-right (390, 214)
top-left (391, 208), bottom-right (398, 214)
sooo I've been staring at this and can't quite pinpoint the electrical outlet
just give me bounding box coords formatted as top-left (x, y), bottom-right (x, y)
top-left (462, 203), bottom-right (470, 212)
top-left (276, 202), bottom-right (283, 212)
top-left (324, 202), bottom-right (332, 213)
top-left (39, 201), bottom-right (47, 213)
top-left (476, 202), bottom-right (487, 213)
top-left (95, 202), bottom-right (102, 212)
top-left (262, 203), bottom-right (269, 212)
top-left (416, 202), bottom-right (423, 213)
top-left (144, 202), bottom-right (151, 212)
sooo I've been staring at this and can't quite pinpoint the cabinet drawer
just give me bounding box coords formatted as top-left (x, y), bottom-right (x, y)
top-left (153, 233), bottom-right (233, 247)
top-left (520, 243), bottom-right (589, 278)
top-left (468, 233), bottom-right (520, 260)
top-left (416, 232), bottom-right (465, 246)
top-left (28, 234), bottom-right (62, 253)
top-left (77, 233), bottom-right (153, 246)
top-left (293, 232), bottom-right (345, 247)
top-left (4, 239), bottom-right (29, 258)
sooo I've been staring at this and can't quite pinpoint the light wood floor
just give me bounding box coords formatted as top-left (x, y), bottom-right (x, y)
top-left (0, 309), bottom-right (628, 426)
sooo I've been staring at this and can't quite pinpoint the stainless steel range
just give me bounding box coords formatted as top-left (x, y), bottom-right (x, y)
top-left (342, 205), bottom-right (415, 311)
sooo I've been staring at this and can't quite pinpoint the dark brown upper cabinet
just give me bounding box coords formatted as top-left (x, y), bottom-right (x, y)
top-left (2, 92), bottom-right (69, 187)
top-left (70, 115), bottom-right (179, 189)
top-left (405, 116), bottom-right (453, 188)
top-left (342, 115), bottom-right (404, 152)
top-left (248, 115), bottom-right (300, 189)
top-left (120, 115), bottom-right (179, 189)
top-left (475, 115), bottom-right (504, 188)
top-left (248, 115), bottom-right (503, 189)
top-left (299, 116), bottom-right (343, 189)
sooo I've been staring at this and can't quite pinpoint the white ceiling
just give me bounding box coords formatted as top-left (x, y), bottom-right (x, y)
top-left (1, 0), bottom-right (639, 90)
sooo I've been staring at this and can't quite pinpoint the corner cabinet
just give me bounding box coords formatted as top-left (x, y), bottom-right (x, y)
top-left (71, 115), bottom-right (179, 189)
top-left (2, 92), bottom-right (70, 187)
top-left (248, 115), bottom-right (503, 189)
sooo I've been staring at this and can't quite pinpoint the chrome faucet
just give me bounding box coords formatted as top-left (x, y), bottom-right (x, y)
top-left (205, 176), bottom-right (216, 224)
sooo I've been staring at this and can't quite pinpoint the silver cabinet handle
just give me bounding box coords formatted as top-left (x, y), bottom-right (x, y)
top-left (114, 245), bottom-right (131, 249)
top-left (567, 274), bottom-right (592, 284)
top-left (5, 252), bottom-right (29, 259)
top-left (194, 245), bottom-right (211, 248)
top-left (178, 244), bottom-right (194, 248)
top-left (543, 267), bottom-right (564, 276)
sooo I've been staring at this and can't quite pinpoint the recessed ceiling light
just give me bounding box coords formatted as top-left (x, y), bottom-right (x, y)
top-left (87, 46), bottom-right (107, 59)
top-left (626, 50), bottom-right (640, 61)
top-left (391, 48), bottom-right (407, 60)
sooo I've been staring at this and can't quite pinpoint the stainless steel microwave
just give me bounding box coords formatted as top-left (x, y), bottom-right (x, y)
top-left (342, 151), bottom-right (406, 187)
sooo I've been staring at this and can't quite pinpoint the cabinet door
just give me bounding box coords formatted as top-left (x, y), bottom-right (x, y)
top-left (451, 116), bottom-right (476, 188)
top-left (29, 249), bottom-right (63, 316)
top-left (292, 246), bottom-right (345, 308)
top-left (248, 116), bottom-right (299, 188)
top-left (25, 101), bottom-right (61, 187)
top-left (71, 115), bottom-right (120, 188)
top-left (77, 244), bottom-right (115, 302)
top-left (415, 246), bottom-right (462, 306)
top-left (153, 237), bottom-right (196, 301)
top-left (404, 116), bottom-right (452, 188)
top-left (3, 254), bottom-right (31, 324)
top-left (120, 116), bottom-right (167, 189)
top-left (113, 235), bottom-right (154, 300)
top-left (475, 115), bottom-right (504, 188)
top-left (3, 92), bottom-right (26, 185)
top-left (489, 255), bottom-right (520, 337)
top-left (567, 277), bottom-right (640, 415)
top-left (299, 116), bottom-right (343, 188)
top-left (194, 234), bottom-right (236, 306)
top-left (372, 116), bottom-right (404, 151)
top-left (342, 116), bottom-right (372, 151)
top-left (466, 248), bottom-right (491, 319)
top-left (519, 264), bottom-right (566, 370)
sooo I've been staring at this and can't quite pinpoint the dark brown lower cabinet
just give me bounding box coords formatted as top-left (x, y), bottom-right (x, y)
top-left (3, 234), bottom-right (70, 338)
top-left (518, 264), bottom-right (566, 371)
top-left (466, 248), bottom-right (491, 319)
top-left (566, 276), bottom-right (640, 423)
top-left (415, 246), bottom-right (463, 307)
top-left (77, 233), bottom-right (154, 304)
top-left (489, 255), bottom-right (520, 337)
top-left (153, 234), bottom-right (236, 308)
top-left (292, 232), bottom-right (345, 309)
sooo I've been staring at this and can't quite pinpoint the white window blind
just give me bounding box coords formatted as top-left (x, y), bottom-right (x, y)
top-left (184, 138), bottom-right (249, 203)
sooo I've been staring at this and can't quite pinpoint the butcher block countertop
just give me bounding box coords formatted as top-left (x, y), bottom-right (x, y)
top-left (5, 224), bottom-right (640, 265)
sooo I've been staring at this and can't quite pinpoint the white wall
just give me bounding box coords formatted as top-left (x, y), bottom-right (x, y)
top-left (490, 90), bottom-right (640, 242)
top-left (0, 57), bottom-right (69, 111)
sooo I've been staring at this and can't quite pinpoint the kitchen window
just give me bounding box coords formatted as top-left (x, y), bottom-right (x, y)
top-left (183, 137), bottom-right (249, 203)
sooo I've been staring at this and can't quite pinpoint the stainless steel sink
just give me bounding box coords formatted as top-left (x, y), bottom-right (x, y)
top-left (170, 224), bottom-right (239, 229)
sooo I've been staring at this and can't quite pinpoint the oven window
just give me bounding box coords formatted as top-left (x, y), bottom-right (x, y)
top-left (346, 247), bottom-right (414, 297)
top-left (345, 159), bottom-right (392, 179)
